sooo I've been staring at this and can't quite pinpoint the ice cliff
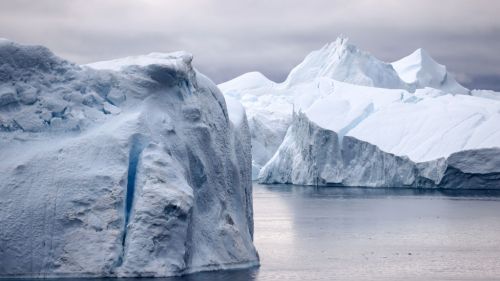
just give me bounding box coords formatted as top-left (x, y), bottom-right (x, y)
top-left (0, 40), bottom-right (258, 277)
top-left (220, 37), bottom-right (500, 188)
top-left (260, 112), bottom-right (500, 188)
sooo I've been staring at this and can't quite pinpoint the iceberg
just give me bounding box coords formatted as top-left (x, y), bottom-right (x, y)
top-left (260, 112), bottom-right (500, 188)
top-left (0, 40), bottom-right (258, 277)
top-left (220, 37), bottom-right (500, 188)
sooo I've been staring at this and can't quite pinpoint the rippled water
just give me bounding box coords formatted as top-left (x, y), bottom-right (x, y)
top-left (9, 184), bottom-right (500, 281)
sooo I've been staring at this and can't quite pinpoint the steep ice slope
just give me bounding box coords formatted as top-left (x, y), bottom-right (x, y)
top-left (0, 40), bottom-right (258, 277)
top-left (260, 112), bottom-right (500, 188)
top-left (392, 48), bottom-right (469, 95)
top-left (260, 112), bottom-right (419, 187)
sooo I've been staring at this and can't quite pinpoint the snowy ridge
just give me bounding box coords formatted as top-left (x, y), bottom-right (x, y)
top-left (0, 40), bottom-right (258, 277)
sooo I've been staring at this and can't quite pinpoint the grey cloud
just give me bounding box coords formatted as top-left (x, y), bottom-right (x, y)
top-left (0, 0), bottom-right (499, 89)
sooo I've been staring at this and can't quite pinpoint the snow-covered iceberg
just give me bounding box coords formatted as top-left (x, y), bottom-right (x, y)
top-left (0, 40), bottom-right (258, 277)
top-left (220, 37), bottom-right (500, 188)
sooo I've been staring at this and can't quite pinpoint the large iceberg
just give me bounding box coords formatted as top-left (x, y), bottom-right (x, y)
top-left (260, 112), bottom-right (500, 188)
top-left (220, 37), bottom-right (500, 188)
top-left (0, 40), bottom-right (258, 277)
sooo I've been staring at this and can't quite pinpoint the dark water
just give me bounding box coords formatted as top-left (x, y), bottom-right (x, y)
top-left (9, 184), bottom-right (500, 281)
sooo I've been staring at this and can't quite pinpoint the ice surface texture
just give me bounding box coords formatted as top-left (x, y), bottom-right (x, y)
top-left (0, 40), bottom-right (258, 277)
top-left (220, 37), bottom-right (500, 187)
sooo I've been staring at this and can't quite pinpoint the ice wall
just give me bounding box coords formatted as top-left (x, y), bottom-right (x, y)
top-left (0, 40), bottom-right (258, 277)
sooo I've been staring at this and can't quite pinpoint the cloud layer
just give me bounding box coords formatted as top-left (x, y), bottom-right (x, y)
top-left (1, 0), bottom-right (499, 89)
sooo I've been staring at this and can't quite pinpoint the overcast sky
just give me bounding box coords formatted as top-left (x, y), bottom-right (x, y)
top-left (1, 0), bottom-right (499, 90)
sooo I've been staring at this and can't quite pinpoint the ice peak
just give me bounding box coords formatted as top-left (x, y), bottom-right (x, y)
top-left (284, 37), bottom-right (408, 90)
top-left (314, 36), bottom-right (361, 64)
top-left (414, 47), bottom-right (430, 57)
top-left (408, 48), bottom-right (442, 68)
top-left (321, 36), bottom-right (350, 52)
top-left (392, 48), bottom-right (469, 94)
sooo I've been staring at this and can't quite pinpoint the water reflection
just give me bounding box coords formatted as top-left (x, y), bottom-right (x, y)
top-left (260, 183), bottom-right (500, 200)
top-left (253, 183), bottom-right (500, 280)
top-left (138, 267), bottom-right (259, 281)
top-left (3, 268), bottom-right (259, 281)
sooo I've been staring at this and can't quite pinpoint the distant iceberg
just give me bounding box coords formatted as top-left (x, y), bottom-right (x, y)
top-left (220, 37), bottom-right (500, 188)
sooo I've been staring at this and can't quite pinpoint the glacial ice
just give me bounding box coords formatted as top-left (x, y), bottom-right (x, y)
top-left (0, 40), bottom-right (258, 277)
top-left (220, 37), bottom-right (500, 187)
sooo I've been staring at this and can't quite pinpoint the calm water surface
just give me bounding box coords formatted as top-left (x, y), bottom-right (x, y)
top-left (11, 184), bottom-right (500, 281)
top-left (250, 184), bottom-right (500, 281)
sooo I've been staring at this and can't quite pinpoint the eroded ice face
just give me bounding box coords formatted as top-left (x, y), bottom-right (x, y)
top-left (0, 39), bottom-right (258, 277)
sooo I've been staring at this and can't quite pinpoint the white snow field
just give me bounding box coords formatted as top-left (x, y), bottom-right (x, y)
top-left (220, 37), bottom-right (500, 188)
top-left (0, 39), bottom-right (258, 277)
